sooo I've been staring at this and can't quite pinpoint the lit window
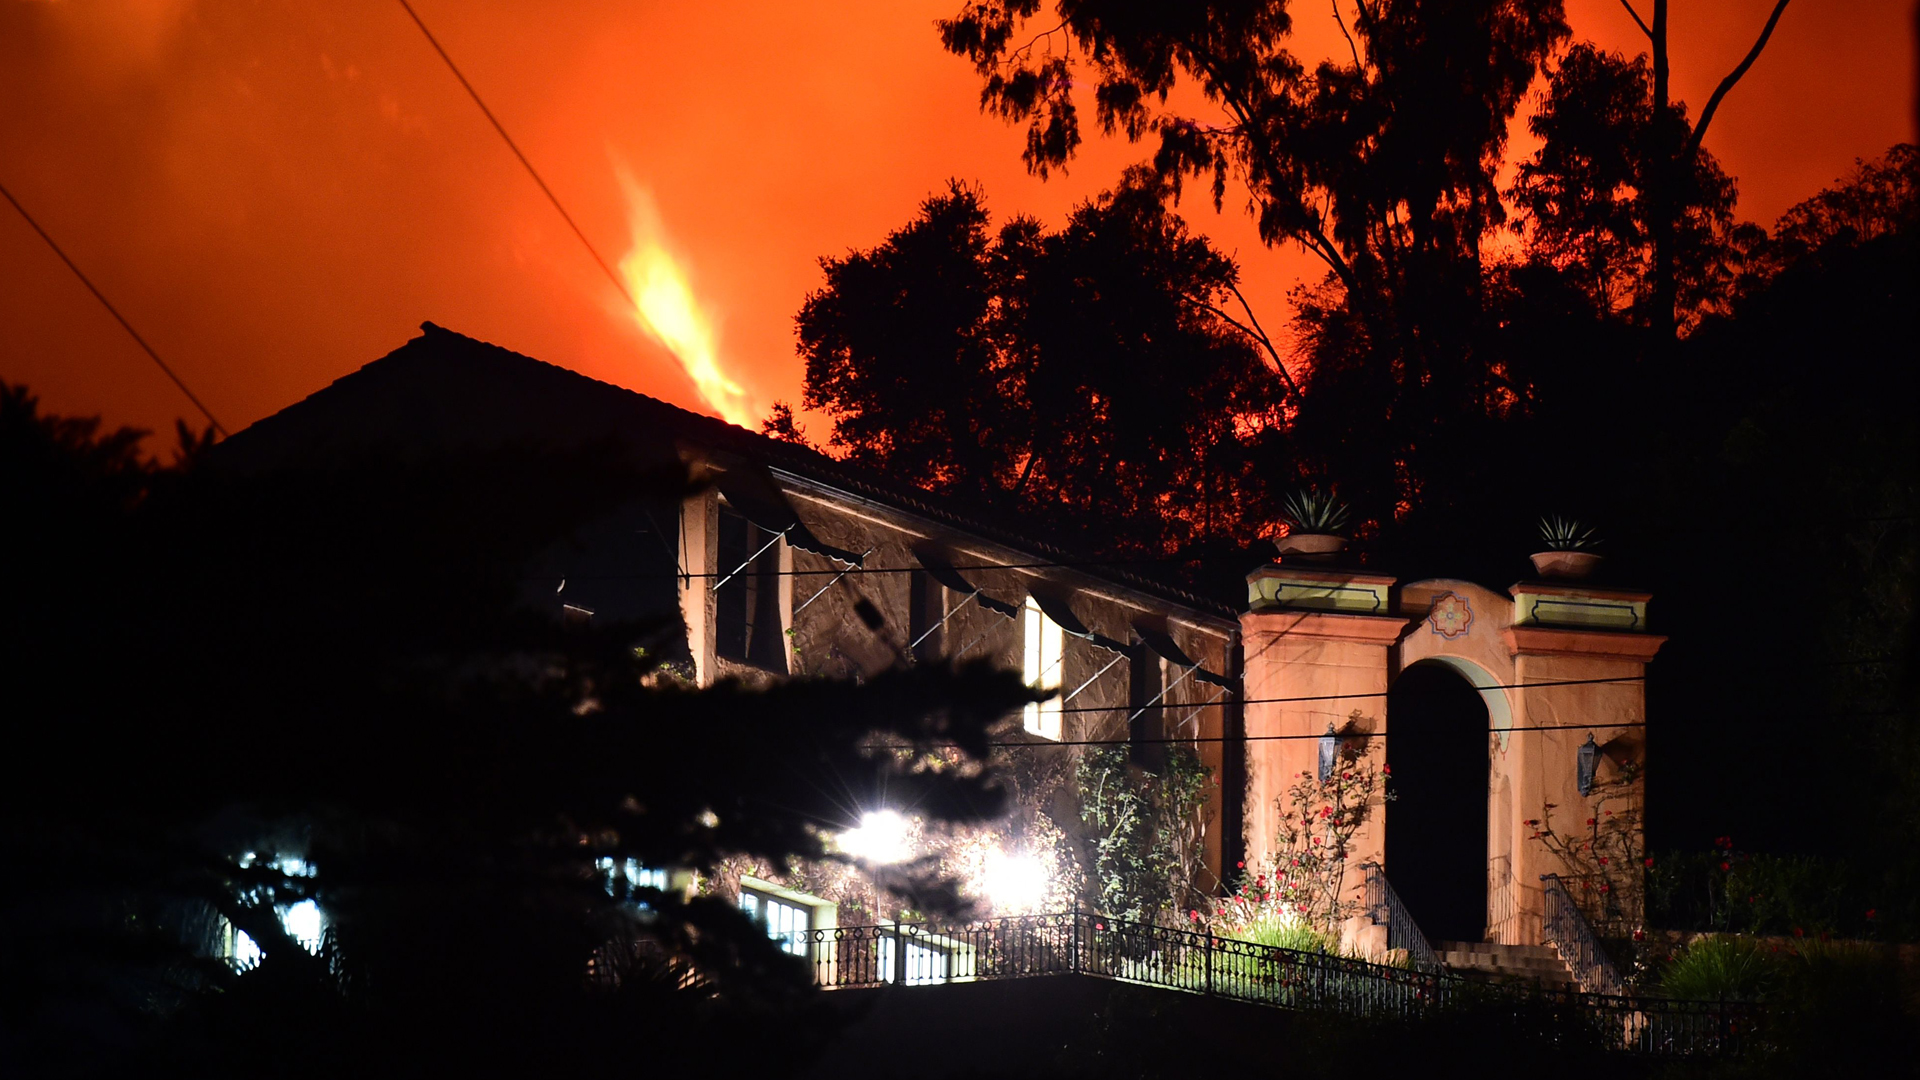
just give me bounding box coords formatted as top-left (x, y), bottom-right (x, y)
top-left (597, 857), bottom-right (669, 902)
top-left (1023, 597), bottom-right (1064, 740)
top-left (223, 854), bottom-right (323, 969)
top-left (739, 886), bottom-right (812, 956)
top-left (877, 935), bottom-right (952, 985)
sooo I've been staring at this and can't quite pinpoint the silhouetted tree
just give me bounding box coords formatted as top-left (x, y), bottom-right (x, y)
top-left (940, 0), bottom-right (1571, 526)
top-left (1509, 42), bottom-right (1746, 330)
top-left (1613, 0), bottom-right (1792, 344)
top-left (797, 178), bottom-right (1286, 554)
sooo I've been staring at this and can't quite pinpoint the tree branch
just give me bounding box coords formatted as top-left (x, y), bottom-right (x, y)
top-left (1617, 0), bottom-right (1653, 40)
top-left (1332, 0), bottom-right (1364, 70)
top-left (1686, 0), bottom-right (1791, 157)
top-left (1194, 284), bottom-right (1303, 401)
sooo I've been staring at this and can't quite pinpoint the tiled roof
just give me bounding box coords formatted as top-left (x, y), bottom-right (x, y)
top-left (215, 323), bottom-right (1241, 621)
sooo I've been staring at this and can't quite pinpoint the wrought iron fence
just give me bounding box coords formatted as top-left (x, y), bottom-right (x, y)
top-left (776, 912), bottom-right (1758, 1056)
top-left (1541, 873), bottom-right (1627, 996)
top-left (1360, 862), bottom-right (1443, 969)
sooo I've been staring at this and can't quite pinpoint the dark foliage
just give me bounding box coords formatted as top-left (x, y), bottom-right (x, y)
top-left (797, 177), bottom-right (1285, 555)
top-left (0, 392), bottom-right (1040, 1075)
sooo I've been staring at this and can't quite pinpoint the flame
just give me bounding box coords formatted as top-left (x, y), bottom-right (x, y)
top-left (616, 177), bottom-right (756, 427)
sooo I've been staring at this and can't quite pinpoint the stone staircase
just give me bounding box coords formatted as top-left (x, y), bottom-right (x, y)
top-left (1433, 940), bottom-right (1578, 989)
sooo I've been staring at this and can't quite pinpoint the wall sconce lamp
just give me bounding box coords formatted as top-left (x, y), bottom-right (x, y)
top-left (1577, 734), bottom-right (1600, 796)
top-left (1318, 722), bottom-right (1339, 782)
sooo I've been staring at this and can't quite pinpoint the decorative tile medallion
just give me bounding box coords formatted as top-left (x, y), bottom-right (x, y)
top-left (1427, 591), bottom-right (1474, 639)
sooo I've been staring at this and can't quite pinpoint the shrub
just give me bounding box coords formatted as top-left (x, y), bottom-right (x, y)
top-left (1656, 935), bottom-right (1780, 1000)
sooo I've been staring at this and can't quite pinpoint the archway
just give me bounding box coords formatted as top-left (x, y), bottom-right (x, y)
top-left (1386, 661), bottom-right (1489, 944)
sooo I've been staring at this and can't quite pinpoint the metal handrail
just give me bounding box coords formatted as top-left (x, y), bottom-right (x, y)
top-left (1540, 873), bottom-right (1627, 996)
top-left (1360, 862), bottom-right (1443, 970)
top-left (767, 911), bottom-right (1756, 1056)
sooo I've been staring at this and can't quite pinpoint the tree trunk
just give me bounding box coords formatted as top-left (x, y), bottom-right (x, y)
top-left (1649, 0), bottom-right (1677, 349)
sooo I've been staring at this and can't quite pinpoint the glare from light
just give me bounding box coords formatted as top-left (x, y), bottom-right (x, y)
top-left (983, 848), bottom-right (1049, 914)
top-left (840, 809), bottom-right (913, 865)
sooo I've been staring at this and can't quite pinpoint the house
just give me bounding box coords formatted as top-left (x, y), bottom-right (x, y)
top-left (214, 323), bottom-right (1660, 988)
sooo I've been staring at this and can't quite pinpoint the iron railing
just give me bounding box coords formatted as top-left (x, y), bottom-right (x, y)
top-left (1360, 862), bottom-right (1443, 969)
top-left (1540, 874), bottom-right (1626, 996)
top-left (773, 912), bottom-right (1758, 1057)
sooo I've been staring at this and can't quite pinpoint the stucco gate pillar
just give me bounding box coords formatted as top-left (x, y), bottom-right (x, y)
top-left (1241, 564), bottom-right (1403, 952)
top-left (1496, 580), bottom-right (1665, 945)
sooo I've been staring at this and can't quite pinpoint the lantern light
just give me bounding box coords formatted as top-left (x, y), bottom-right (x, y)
top-left (1317, 722), bottom-right (1339, 782)
top-left (1576, 734), bottom-right (1600, 796)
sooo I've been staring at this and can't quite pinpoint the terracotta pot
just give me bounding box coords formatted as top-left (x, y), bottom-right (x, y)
top-left (1275, 532), bottom-right (1347, 556)
top-left (1530, 550), bottom-right (1604, 580)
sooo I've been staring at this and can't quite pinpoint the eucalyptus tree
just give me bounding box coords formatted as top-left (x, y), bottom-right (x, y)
top-left (939, 0), bottom-right (1570, 524)
top-left (795, 177), bottom-right (1286, 555)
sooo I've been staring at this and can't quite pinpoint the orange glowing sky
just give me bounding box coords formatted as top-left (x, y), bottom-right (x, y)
top-left (1, 1), bottom-right (1912, 440)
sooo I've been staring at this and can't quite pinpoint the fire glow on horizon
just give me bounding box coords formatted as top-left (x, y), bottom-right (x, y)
top-left (617, 178), bottom-right (757, 428)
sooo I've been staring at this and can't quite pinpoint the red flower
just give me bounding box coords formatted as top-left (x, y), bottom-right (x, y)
top-left (1599, 884), bottom-right (1611, 893)
top-left (1720, 862), bottom-right (1731, 872)
top-left (1644, 857), bottom-right (1654, 867)
top-left (1236, 861), bottom-right (1245, 869)
top-left (1190, 910), bottom-right (1200, 922)
top-left (1867, 908), bottom-right (1878, 920)
top-left (1792, 927), bottom-right (1804, 938)
top-left (1632, 929), bottom-right (1646, 941)
top-left (1598, 857), bottom-right (1608, 866)
top-left (1381, 765), bottom-right (1392, 775)
top-left (1586, 818), bottom-right (1596, 826)
top-left (1524, 819), bottom-right (1538, 827)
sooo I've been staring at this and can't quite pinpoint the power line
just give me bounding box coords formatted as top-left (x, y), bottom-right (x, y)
top-left (0, 180), bottom-right (228, 437)
top-left (962, 720), bottom-right (1652, 751)
top-left (395, 0), bottom-right (638, 311)
top-left (1049, 674), bottom-right (1648, 715)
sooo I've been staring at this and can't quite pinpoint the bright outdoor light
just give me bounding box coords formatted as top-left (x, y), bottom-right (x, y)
top-left (982, 848), bottom-right (1049, 914)
top-left (840, 809), bottom-right (912, 865)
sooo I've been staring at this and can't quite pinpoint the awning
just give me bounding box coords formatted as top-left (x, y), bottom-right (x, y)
top-left (1133, 623), bottom-right (1238, 691)
top-left (714, 466), bottom-right (864, 566)
top-left (1029, 590), bottom-right (1128, 654)
top-left (911, 545), bottom-right (1021, 618)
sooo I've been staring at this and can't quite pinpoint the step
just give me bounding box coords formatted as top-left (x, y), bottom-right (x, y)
top-left (1432, 940), bottom-right (1577, 989)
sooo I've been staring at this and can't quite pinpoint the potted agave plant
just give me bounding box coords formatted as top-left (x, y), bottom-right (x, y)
top-left (1275, 489), bottom-right (1351, 557)
top-left (1531, 516), bottom-right (1604, 580)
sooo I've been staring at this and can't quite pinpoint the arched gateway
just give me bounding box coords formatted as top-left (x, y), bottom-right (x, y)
top-left (1241, 566), bottom-right (1664, 951)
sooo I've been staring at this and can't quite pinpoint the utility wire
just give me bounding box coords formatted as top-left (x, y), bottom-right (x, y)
top-left (1048, 674), bottom-right (1647, 715)
top-left (0, 180), bottom-right (228, 437)
top-left (953, 720), bottom-right (1652, 752)
top-left (395, 0), bottom-right (638, 311)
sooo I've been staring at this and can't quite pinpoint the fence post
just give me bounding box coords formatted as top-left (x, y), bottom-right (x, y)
top-left (894, 925), bottom-right (909, 986)
top-left (1205, 934), bottom-right (1215, 996)
top-left (1070, 913), bottom-right (1081, 974)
